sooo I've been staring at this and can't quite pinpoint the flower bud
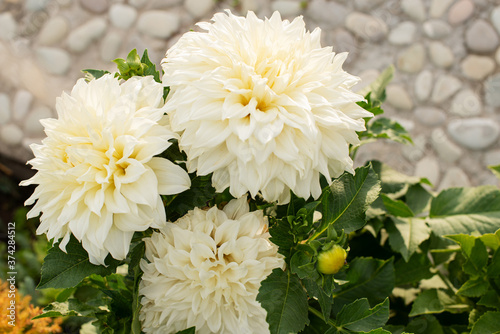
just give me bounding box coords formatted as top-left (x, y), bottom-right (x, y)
top-left (317, 245), bottom-right (347, 275)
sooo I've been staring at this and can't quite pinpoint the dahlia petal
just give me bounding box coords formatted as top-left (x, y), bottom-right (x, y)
top-left (105, 226), bottom-right (134, 260)
top-left (140, 199), bottom-right (282, 333)
top-left (222, 195), bottom-right (249, 220)
top-left (20, 74), bottom-right (184, 264)
top-left (120, 168), bottom-right (158, 206)
top-left (147, 157), bottom-right (191, 195)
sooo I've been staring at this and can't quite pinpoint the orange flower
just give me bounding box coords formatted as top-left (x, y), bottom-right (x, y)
top-left (0, 280), bottom-right (62, 334)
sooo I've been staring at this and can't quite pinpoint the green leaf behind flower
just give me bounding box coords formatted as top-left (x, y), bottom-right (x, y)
top-left (37, 235), bottom-right (120, 290)
top-left (175, 327), bottom-right (196, 334)
top-left (428, 186), bottom-right (500, 236)
top-left (311, 165), bottom-right (380, 240)
top-left (257, 269), bottom-right (309, 334)
top-left (332, 257), bottom-right (395, 312)
top-left (336, 298), bottom-right (390, 333)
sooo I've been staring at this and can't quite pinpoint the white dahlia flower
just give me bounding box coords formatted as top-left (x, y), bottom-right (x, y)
top-left (139, 197), bottom-right (284, 334)
top-left (21, 74), bottom-right (191, 265)
top-left (162, 10), bottom-right (372, 203)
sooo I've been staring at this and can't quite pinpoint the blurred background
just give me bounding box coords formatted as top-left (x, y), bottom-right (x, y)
top-left (1, 0), bottom-right (500, 190)
top-left (0, 0), bottom-right (499, 331)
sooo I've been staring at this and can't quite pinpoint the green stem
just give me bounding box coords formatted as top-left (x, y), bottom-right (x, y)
top-left (489, 277), bottom-right (500, 297)
top-left (350, 145), bottom-right (360, 162)
top-left (437, 271), bottom-right (458, 294)
top-left (308, 306), bottom-right (336, 327)
top-left (164, 194), bottom-right (178, 207)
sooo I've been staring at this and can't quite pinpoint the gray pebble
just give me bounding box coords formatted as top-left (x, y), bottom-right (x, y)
top-left (109, 4), bottom-right (138, 30)
top-left (13, 90), bottom-right (33, 121)
top-left (431, 74), bottom-right (462, 104)
top-left (448, 118), bottom-right (500, 150)
top-left (415, 156), bottom-right (440, 187)
top-left (137, 11), bottom-right (180, 39)
top-left (460, 55), bottom-right (496, 81)
top-left (485, 74), bottom-right (500, 107)
top-left (79, 0), bottom-right (109, 13)
top-left (0, 94), bottom-right (10, 125)
top-left (38, 16), bottom-right (69, 46)
top-left (67, 18), bottom-right (108, 53)
top-left (423, 20), bottom-right (451, 39)
top-left (438, 167), bottom-right (470, 190)
top-left (415, 70), bottom-right (433, 102)
top-left (402, 0), bottom-right (427, 22)
top-left (345, 12), bottom-right (388, 42)
top-left (449, 0), bottom-right (475, 25)
top-left (414, 107), bottom-right (446, 126)
top-left (1, 124), bottom-right (23, 146)
top-left (431, 128), bottom-right (463, 163)
top-left (465, 20), bottom-right (499, 53)
top-left (388, 21), bottom-right (417, 46)
top-left (397, 43), bottom-right (426, 73)
top-left (451, 89), bottom-right (482, 117)
top-left (36, 47), bottom-right (71, 76)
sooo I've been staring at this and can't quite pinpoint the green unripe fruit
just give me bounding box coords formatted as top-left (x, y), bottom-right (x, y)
top-left (317, 245), bottom-right (347, 275)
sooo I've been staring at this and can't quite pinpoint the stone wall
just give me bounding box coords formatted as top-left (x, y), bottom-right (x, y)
top-left (0, 0), bottom-right (499, 190)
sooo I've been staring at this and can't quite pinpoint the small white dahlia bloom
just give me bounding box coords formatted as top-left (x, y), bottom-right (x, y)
top-left (162, 10), bottom-right (372, 203)
top-left (139, 197), bottom-right (284, 334)
top-left (21, 74), bottom-right (191, 265)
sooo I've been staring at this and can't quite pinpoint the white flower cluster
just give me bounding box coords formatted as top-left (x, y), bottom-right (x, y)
top-left (22, 75), bottom-right (190, 265)
top-left (23, 10), bottom-right (369, 334)
top-left (163, 10), bottom-right (371, 203)
top-left (139, 197), bottom-right (284, 334)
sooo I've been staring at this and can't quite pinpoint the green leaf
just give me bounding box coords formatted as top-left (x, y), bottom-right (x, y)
top-left (429, 186), bottom-right (500, 236)
top-left (311, 165), bottom-right (380, 240)
top-left (478, 290), bottom-right (500, 310)
top-left (82, 69), bottom-right (111, 81)
top-left (409, 289), bottom-right (469, 316)
top-left (405, 184), bottom-right (433, 215)
top-left (447, 236), bottom-right (488, 276)
top-left (303, 278), bottom-right (333, 323)
top-left (480, 229), bottom-right (500, 251)
top-left (445, 234), bottom-right (476, 257)
top-left (38, 235), bottom-right (120, 290)
top-left (269, 217), bottom-right (296, 259)
top-left (357, 92), bottom-right (384, 117)
top-left (457, 277), bottom-right (489, 297)
top-left (370, 161), bottom-right (429, 198)
top-left (470, 311), bottom-right (500, 334)
top-left (291, 249), bottom-right (318, 280)
top-left (364, 329), bottom-right (392, 334)
top-left (394, 252), bottom-right (434, 286)
top-left (55, 287), bottom-right (76, 302)
top-left (113, 58), bottom-right (129, 74)
top-left (488, 248), bottom-right (500, 277)
top-left (167, 174), bottom-right (215, 218)
top-left (175, 327), bottom-right (196, 334)
top-left (489, 164), bottom-right (500, 180)
top-left (358, 65), bottom-right (394, 102)
top-left (33, 298), bottom-right (99, 319)
top-left (141, 49), bottom-right (161, 83)
top-left (380, 194), bottom-right (414, 217)
top-left (336, 298), bottom-right (390, 332)
top-left (257, 269), bottom-right (309, 334)
top-left (129, 242), bottom-right (145, 334)
top-left (386, 217), bottom-right (431, 262)
top-left (363, 118), bottom-right (413, 145)
top-left (405, 315), bottom-right (444, 334)
top-left (332, 257), bottom-right (394, 311)
top-left (301, 308), bottom-right (333, 334)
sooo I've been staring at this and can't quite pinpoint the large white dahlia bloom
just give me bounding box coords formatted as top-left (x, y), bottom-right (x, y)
top-left (139, 197), bottom-right (284, 334)
top-left (21, 74), bottom-right (191, 265)
top-left (162, 10), bottom-right (372, 203)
